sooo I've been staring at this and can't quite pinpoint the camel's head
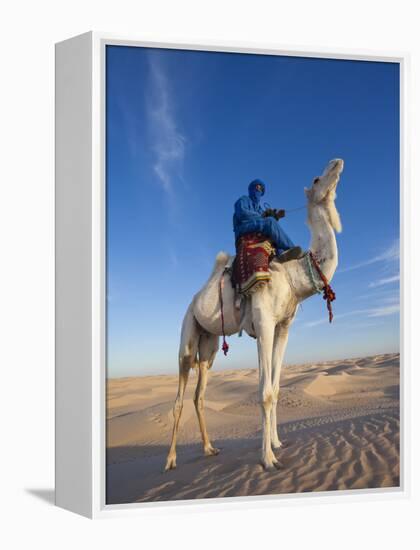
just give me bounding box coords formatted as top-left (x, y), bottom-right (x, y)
top-left (305, 158), bottom-right (344, 233)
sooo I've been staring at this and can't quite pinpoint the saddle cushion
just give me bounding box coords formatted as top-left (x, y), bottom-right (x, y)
top-left (232, 232), bottom-right (276, 295)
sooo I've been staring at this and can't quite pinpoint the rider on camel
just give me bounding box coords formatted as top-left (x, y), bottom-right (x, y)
top-left (233, 179), bottom-right (304, 263)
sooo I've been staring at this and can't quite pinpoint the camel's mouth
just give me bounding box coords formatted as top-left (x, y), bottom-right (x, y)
top-left (321, 158), bottom-right (344, 182)
top-left (304, 158), bottom-right (344, 233)
top-left (306, 158), bottom-right (344, 203)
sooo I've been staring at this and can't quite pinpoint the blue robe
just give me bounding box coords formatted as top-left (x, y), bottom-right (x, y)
top-left (232, 180), bottom-right (295, 254)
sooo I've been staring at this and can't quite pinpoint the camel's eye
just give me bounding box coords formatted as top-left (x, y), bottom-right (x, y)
top-left (313, 177), bottom-right (320, 184)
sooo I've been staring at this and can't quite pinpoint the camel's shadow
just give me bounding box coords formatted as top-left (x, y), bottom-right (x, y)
top-left (106, 434), bottom-right (298, 505)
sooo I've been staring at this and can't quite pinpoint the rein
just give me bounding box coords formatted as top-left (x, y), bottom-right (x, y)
top-left (285, 204), bottom-right (306, 213)
top-left (308, 251), bottom-right (336, 323)
top-left (219, 270), bottom-right (229, 355)
top-left (264, 201), bottom-right (306, 215)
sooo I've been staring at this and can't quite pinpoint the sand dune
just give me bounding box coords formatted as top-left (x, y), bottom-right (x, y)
top-left (106, 353), bottom-right (400, 504)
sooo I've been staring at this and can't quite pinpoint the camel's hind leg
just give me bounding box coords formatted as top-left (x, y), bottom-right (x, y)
top-left (165, 305), bottom-right (199, 471)
top-left (194, 332), bottom-right (220, 457)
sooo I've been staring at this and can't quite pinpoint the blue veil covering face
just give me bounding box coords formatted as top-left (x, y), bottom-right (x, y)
top-left (248, 179), bottom-right (265, 203)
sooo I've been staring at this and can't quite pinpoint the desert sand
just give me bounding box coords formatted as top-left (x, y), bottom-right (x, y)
top-left (106, 353), bottom-right (400, 504)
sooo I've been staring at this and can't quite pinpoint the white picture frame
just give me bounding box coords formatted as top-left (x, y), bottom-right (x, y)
top-left (55, 31), bottom-right (409, 518)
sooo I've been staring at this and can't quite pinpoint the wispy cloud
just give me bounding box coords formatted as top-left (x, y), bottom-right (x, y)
top-left (169, 247), bottom-right (179, 269)
top-left (369, 275), bottom-right (400, 288)
top-left (304, 309), bottom-right (367, 328)
top-left (146, 54), bottom-right (186, 195)
top-left (355, 287), bottom-right (399, 301)
top-left (304, 298), bottom-right (399, 328)
top-left (367, 302), bottom-right (400, 317)
top-left (339, 239), bottom-right (399, 273)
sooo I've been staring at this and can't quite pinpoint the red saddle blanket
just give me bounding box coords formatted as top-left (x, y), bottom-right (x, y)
top-left (232, 232), bottom-right (276, 295)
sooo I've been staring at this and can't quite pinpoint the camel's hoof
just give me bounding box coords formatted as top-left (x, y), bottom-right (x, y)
top-left (204, 446), bottom-right (220, 457)
top-left (272, 439), bottom-right (290, 450)
top-left (262, 463), bottom-right (276, 472)
top-left (273, 460), bottom-right (284, 470)
top-left (262, 459), bottom-right (283, 471)
top-left (164, 456), bottom-right (177, 471)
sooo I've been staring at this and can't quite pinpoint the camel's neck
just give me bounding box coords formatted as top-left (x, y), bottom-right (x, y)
top-left (307, 203), bottom-right (338, 281)
top-left (285, 202), bottom-right (338, 301)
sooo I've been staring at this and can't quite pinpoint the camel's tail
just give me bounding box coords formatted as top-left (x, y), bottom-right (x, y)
top-left (178, 303), bottom-right (200, 372)
top-left (210, 251), bottom-right (230, 277)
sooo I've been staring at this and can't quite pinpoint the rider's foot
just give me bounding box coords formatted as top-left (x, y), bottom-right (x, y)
top-left (277, 246), bottom-right (304, 263)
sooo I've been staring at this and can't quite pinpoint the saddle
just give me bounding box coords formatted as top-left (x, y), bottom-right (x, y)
top-left (231, 232), bottom-right (276, 296)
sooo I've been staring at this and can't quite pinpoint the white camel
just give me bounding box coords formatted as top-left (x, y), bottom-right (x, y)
top-left (165, 158), bottom-right (344, 471)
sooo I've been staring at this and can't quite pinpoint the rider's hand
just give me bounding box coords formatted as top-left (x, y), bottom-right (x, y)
top-left (262, 208), bottom-right (275, 218)
top-left (275, 209), bottom-right (286, 220)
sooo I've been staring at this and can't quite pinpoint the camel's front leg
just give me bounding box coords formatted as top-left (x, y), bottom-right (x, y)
top-left (270, 323), bottom-right (290, 449)
top-left (253, 303), bottom-right (280, 470)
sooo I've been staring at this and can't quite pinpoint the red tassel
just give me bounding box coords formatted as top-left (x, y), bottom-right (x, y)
top-left (309, 251), bottom-right (336, 324)
top-left (222, 339), bottom-right (229, 356)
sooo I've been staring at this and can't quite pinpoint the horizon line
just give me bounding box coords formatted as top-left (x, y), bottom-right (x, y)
top-left (106, 349), bottom-right (400, 380)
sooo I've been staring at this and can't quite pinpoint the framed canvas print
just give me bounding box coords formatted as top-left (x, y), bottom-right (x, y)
top-left (55, 32), bottom-right (408, 518)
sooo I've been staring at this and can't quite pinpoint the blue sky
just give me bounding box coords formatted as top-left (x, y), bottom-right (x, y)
top-left (106, 45), bottom-right (400, 378)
